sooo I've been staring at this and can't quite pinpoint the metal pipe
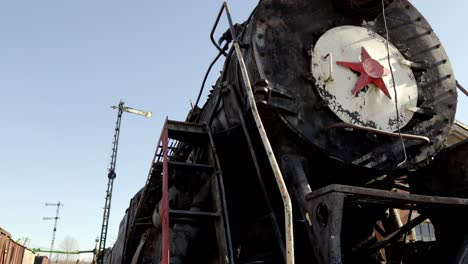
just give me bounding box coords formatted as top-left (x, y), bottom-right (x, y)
top-left (194, 46), bottom-right (227, 110)
top-left (223, 2), bottom-right (295, 263)
top-left (327, 122), bottom-right (431, 144)
top-left (210, 4), bottom-right (228, 56)
top-left (457, 81), bottom-right (468, 97)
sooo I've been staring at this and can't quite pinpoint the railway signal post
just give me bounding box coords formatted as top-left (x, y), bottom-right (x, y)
top-left (97, 101), bottom-right (152, 264)
top-left (43, 201), bottom-right (64, 262)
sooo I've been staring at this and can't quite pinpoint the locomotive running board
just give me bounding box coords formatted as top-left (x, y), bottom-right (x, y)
top-left (304, 184), bottom-right (468, 263)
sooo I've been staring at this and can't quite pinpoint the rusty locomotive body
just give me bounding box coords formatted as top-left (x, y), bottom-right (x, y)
top-left (106, 0), bottom-right (468, 263)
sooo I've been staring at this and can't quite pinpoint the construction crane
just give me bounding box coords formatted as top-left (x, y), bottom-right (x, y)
top-left (43, 202), bottom-right (64, 262)
top-left (97, 101), bottom-right (152, 264)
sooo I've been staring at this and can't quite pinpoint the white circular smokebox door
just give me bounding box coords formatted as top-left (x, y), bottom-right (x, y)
top-left (311, 25), bottom-right (418, 132)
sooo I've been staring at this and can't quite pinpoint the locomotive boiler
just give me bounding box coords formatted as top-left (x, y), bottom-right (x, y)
top-left (103, 0), bottom-right (468, 263)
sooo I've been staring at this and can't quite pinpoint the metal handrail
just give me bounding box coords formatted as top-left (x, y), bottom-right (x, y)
top-left (327, 122), bottom-right (431, 144)
top-left (216, 2), bottom-right (295, 263)
top-left (161, 119), bottom-right (170, 264)
top-left (125, 118), bottom-right (170, 264)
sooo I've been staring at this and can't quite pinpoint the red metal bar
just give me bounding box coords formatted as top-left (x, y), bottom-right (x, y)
top-left (161, 118), bottom-right (170, 264)
top-left (123, 117), bottom-right (172, 264)
top-left (132, 129), bottom-right (163, 216)
top-left (128, 119), bottom-right (167, 242)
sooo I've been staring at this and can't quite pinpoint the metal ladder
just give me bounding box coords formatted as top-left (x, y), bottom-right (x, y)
top-left (153, 119), bottom-right (234, 264)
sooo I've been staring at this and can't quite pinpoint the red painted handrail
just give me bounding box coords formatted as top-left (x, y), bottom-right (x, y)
top-left (124, 117), bottom-right (171, 264)
top-left (161, 118), bottom-right (170, 264)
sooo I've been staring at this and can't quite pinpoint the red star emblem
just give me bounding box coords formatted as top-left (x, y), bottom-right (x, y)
top-left (336, 47), bottom-right (392, 99)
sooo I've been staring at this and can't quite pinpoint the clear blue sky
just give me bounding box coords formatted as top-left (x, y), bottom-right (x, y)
top-left (0, 0), bottom-right (466, 257)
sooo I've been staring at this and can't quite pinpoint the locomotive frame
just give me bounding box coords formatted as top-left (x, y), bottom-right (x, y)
top-left (103, 1), bottom-right (468, 263)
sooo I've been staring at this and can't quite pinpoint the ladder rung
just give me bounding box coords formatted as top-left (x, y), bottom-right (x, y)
top-left (169, 209), bottom-right (220, 219)
top-left (154, 161), bottom-right (214, 172)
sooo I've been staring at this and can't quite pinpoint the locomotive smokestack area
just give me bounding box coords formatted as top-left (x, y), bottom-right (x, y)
top-left (101, 1), bottom-right (468, 264)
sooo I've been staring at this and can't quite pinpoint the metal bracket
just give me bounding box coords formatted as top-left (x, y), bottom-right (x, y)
top-left (406, 106), bottom-right (436, 118)
top-left (253, 79), bottom-right (299, 114)
top-left (399, 58), bottom-right (430, 70)
top-left (306, 191), bottom-right (345, 263)
top-left (323, 53), bottom-right (334, 82)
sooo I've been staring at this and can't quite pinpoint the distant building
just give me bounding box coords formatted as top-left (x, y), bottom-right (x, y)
top-left (447, 120), bottom-right (468, 146)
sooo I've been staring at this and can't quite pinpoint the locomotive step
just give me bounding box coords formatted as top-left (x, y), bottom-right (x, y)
top-left (153, 161), bottom-right (214, 172)
top-left (166, 120), bottom-right (209, 144)
top-left (169, 209), bottom-right (220, 219)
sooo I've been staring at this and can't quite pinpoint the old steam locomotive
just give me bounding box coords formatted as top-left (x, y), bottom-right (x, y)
top-left (106, 0), bottom-right (468, 263)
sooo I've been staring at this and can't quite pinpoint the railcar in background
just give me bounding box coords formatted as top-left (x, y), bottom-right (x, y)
top-left (0, 228), bottom-right (51, 264)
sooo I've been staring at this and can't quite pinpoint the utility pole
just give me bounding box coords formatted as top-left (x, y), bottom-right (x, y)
top-left (97, 101), bottom-right (151, 264)
top-left (43, 202), bottom-right (64, 262)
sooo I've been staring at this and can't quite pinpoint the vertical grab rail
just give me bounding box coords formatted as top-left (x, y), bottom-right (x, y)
top-left (205, 123), bottom-right (235, 263)
top-left (161, 118), bottom-right (170, 264)
top-left (218, 2), bottom-right (295, 263)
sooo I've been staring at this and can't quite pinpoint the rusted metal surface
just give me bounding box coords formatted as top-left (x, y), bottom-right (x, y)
top-left (360, 214), bottom-right (427, 255)
top-left (304, 184), bottom-right (468, 263)
top-left (306, 184), bottom-right (468, 207)
top-left (0, 235), bottom-right (25, 264)
top-left (0, 231), bottom-right (35, 264)
top-left (0, 233), bottom-right (8, 264)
